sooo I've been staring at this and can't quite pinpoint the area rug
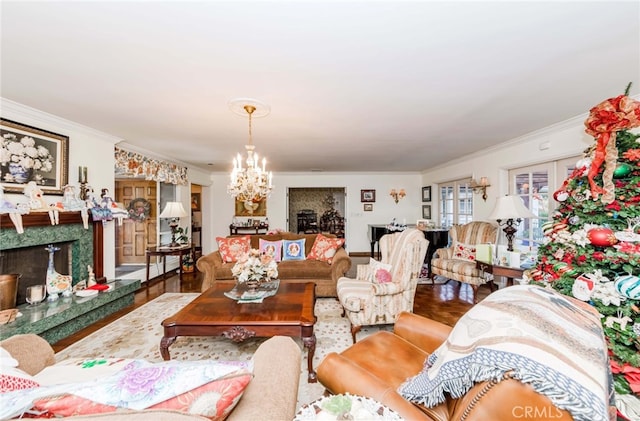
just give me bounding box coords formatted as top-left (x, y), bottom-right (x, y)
top-left (55, 293), bottom-right (391, 409)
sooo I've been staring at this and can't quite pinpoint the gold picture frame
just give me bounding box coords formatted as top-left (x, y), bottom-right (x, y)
top-left (235, 198), bottom-right (267, 216)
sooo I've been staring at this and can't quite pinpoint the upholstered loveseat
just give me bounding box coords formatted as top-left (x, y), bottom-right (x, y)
top-left (1, 334), bottom-right (301, 420)
top-left (197, 232), bottom-right (351, 297)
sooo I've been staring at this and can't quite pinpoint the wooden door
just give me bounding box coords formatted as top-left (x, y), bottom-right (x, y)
top-left (115, 180), bottom-right (157, 265)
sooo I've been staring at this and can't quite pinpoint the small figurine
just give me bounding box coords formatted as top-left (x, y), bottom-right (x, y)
top-left (23, 181), bottom-right (63, 225)
top-left (100, 188), bottom-right (129, 225)
top-left (62, 184), bottom-right (89, 229)
top-left (0, 185), bottom-right (29, 234)
top-left (87, 265), bottom-right (97, 287)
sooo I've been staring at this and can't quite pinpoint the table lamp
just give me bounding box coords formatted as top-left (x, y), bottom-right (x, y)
top-left (159, 202), bottom-right (188, 247)
top-left (488, 195), bottom-right (536, 251)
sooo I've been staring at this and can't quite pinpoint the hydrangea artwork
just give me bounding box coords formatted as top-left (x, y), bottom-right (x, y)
top-left (1, 133), bottom-right (54, 183)
top-left (231, 248), bottom-right (278, 285)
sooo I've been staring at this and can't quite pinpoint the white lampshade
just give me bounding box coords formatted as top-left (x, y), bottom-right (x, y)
top-left (488, 195), bottom-right (537, 220)
top-left (159, 202), bottom-right (187, 219)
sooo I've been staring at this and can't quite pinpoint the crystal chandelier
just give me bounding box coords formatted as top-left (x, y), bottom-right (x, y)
top-left (227, 98), bottom-right (273, 202)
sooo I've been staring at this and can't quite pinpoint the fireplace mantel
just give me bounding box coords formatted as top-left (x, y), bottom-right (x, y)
top-left (0, 211), bottom-right (104, 278)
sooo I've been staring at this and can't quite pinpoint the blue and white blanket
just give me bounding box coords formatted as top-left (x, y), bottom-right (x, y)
top-left (399, 285), bottom-right (613, 421)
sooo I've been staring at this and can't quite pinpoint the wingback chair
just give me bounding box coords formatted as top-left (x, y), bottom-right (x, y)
top-left (430, 221), bottom-right (498, 303)
top-left (337, 228), bottom-right (428, 342)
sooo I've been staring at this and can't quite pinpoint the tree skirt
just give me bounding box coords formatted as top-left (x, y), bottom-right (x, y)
top-left (55, 293), bottom-right (391, 409)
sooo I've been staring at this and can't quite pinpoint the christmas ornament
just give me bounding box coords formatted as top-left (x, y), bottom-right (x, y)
top-left (572, 274), bottom-right (596, 301)
top-left (572, 192), bottom-right (587, 202)
top-left (614, 275), bottom-right (640, 299)
top-left (576, 157), bottom-right (592, 170)
top-left (587, 227), bottom-right (617, 247)
top-left (569, 216), bottom-right (580, 225)
top-left (613, 162), bottom-right (633, 178)
top-left (553, 190), bottom-right (569, 202)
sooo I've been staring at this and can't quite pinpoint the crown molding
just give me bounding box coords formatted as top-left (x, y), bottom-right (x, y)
top-left (422, 93), bottom-right (640, 174)
top-left (1, 98), bottom-right (122, 144)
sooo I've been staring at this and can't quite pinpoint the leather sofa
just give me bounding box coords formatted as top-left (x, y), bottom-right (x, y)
top-left (1, 334), bottom-right (301, 420)
top-left (197, 232), bottom-right (351, 297)
top-left (317, 302), bottom-right (610, 421)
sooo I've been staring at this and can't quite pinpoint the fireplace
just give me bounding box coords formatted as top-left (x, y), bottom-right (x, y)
top-left (0, 242), bottom-right (73, 305)
top-left (0, 211), bottom-right (103, 305)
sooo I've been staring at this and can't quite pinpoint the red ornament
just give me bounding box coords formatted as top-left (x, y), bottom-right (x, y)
top-left (587, 227), bottom-right (618, 247)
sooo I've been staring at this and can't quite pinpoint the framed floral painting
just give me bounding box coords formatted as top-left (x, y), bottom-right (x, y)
top-left (0, 118), bottom-right (69, 194)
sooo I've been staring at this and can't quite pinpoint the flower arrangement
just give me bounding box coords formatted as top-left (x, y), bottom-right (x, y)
top-left (231, 248), bottom-right (278, 284)
top-left (1, 133), bottom-right (54, 172)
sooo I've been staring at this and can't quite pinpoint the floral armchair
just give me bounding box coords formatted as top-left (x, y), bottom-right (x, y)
top-left (337, 228), bottom-right (428, 342)
top-left (430, 221), bottom-right (498, 303)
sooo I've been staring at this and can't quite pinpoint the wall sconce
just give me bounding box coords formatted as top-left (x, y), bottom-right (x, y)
top-left (389, 188), bottom-right (406, 204)
top-left (470, 177), bottom-right (490, 201)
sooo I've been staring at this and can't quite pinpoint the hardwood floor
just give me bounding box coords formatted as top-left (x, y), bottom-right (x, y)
top-left (51, 270), bottom-right (491, 353)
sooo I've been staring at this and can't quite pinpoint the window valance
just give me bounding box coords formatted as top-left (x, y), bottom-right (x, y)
top-left (114, 146), bottom-right (188, 185)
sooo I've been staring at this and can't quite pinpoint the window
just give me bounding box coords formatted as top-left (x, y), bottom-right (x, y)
top-left (508, 156), bottom-right (580, 250)
top-left (439, 178), bottom-right (473, 227)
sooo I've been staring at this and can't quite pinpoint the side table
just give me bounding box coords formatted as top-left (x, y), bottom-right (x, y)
top-left (475, 260), bottom-right (525, 287)
top-left (145, 244), bottom-right (192, 284)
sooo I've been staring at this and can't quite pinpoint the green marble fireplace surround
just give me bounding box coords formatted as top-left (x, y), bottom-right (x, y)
top-left (0, 222), bottom-right (93, 285)
top-left (0, 212), bottom-right (140, 343)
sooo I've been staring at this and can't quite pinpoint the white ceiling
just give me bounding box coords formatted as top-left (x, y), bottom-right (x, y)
top-left (1, 1), bottom-right (639, 173)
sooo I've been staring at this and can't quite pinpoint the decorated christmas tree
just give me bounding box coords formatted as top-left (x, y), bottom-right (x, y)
top-left (528, 84), bottom-right (640, 417)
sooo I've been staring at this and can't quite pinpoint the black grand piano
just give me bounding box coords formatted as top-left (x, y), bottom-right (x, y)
top-left (368, 224), bottom-right (449, 277)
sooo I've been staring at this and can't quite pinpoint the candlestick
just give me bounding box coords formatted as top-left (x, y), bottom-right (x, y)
top-left (78, 166), bottom-right (88, 184)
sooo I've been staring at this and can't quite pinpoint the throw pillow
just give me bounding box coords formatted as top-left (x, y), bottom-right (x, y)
top-left (259, 239), bottom-right (283, 262)
top-left (32, 372), bottom-right (252, 421)
top-left (30, 360), bottom-right (253, 419)
top-left (282, 239), bottom-right (306, 261)
top-left (0, 365), bottom-right (39, 392)
top-left (217, 235), bottom-right (251, 263)
top-left (369, 258), bottom-right (393, 284)
top-left (307, 234), bottom-right (345, 264)
top-left (452, 241), bottom-right (476, 262)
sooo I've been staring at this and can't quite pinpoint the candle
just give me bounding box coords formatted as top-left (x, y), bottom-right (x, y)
top-left (78, 166), bottom-right (88, 183)
top-left (31, 287), bottom-right (43, 302)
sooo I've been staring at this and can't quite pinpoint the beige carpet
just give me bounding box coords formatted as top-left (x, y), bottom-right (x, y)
top-left (55, 293), bottom-right (390, 409)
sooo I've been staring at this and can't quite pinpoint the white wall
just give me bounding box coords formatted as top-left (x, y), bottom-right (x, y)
top-left (206, 172), bottom-right (423, 254)
top-left (421, 115), bottom-right (595, 225)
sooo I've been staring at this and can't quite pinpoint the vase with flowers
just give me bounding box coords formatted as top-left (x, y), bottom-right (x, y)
top-left (1, 133), bottom-right (54, 184)
top-left (231, 248), bottom-right (278, 293)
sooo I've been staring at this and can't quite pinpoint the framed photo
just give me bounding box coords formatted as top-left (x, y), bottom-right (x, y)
top-left (361, 189), bottom-right (376, 203)
top-left (191, 193), bottom-right (201, 211)
top-left (1, 118), bottom-right (69, 194)
top-left (235, 198), bottom-right (267, 216)
top-left (416, 219), bottom-right (428, 230)
top-left (422, 186), bottom-right (432, 202)
top-left (422, 204), bottom-right (432, 219)
top-left (363, 203), bottom-right (373, 212)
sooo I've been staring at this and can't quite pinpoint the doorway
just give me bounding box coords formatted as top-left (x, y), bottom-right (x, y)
top-left (114, 179), bottom-right (157, 276)
top-left (288, 188), bottom-right (346, 238)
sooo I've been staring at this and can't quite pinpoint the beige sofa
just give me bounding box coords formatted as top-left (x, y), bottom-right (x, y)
top-left (1, 334), bottom-right (301, 420)
top-left (197, 232), bottom-right (351, 297)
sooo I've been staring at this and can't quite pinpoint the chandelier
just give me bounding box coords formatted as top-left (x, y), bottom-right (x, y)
top-left (227, 98), bottom-right (273, 202)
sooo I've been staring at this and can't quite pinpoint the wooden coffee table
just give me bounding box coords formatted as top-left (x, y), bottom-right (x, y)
top-left (160, 281), bottom-right (318, 382)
